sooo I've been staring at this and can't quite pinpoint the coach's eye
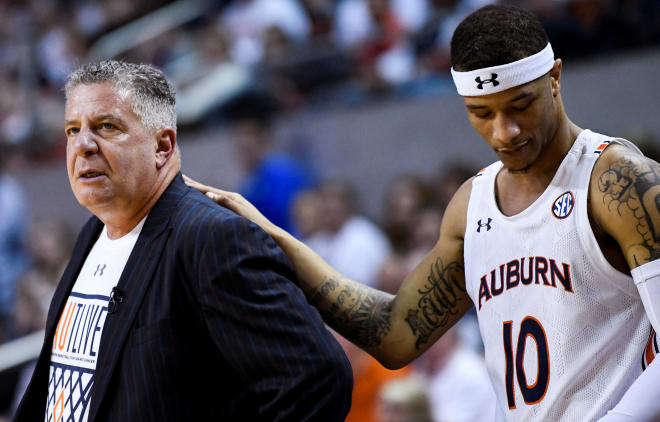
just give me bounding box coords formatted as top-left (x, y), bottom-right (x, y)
top-left (100, 123), bottom-right (115, 130)
top-left (65, 127), bottom-right (79, 136)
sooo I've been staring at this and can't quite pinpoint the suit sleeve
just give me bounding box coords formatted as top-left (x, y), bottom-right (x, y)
top-left (194, 213), bottom-right (353, 422)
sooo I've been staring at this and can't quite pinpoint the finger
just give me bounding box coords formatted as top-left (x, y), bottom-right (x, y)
top-left (184, 175), bottom-right (236, 198)
top-left (206, 191), bottom-right (242, 212)
top-left (183, 175), bottom-right (210, 191)
top-left (206, 191), bottom-right (238, 204)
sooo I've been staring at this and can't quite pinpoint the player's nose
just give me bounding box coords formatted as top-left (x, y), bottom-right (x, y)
top-left (491, 113), bottom-right (521, 147)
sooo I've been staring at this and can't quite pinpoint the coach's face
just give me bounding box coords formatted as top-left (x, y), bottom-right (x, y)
top-left (462, 61), bottom-right (562, 172)
top-left (65, 82), bottom-right (160, 218)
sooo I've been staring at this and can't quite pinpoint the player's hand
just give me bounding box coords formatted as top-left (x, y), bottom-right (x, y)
top-left (183, 175), bottom-right (278, 235)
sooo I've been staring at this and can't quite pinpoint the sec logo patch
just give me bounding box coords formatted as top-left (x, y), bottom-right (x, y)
top-left (552, 191), bottom-right (574, 219)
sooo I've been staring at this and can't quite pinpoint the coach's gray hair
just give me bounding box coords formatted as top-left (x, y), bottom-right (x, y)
top-left (65, 60), bottom-right (177, 134)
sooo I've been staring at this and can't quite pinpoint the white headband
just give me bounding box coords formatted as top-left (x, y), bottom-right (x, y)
top-left (451, 43), bottom-right (555, 96)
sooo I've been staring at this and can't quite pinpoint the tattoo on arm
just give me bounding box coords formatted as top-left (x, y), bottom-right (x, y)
top-left (310, 277), bottom-right (393, 348)
top-left (598, 155), bottom-right (660, 265)
top-left (308, 277), bottom-right (339, 305)
top-left (404, 258), bottom-right (466, 349)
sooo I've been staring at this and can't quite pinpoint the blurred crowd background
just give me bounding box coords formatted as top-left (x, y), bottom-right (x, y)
top-left (2, 0), bottom-right (660, 420)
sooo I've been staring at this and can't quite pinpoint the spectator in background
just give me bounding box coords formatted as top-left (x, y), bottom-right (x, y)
top-left (431, 162), bottom-right (475, 211)
top-left (15, 219), bottom-right (75, 337)
top-left (377, 207), bottom-right (442, 294)
top-left (228, 92), bottom-right (316, 233)
top-left (412, 327), bottom-right (496, 422)
top-left (334, 0), bottom-right (416, 92)
top-left (260, 25), bottom-right (306, 108)
top-left (5, 219), bottom-right (75, 420)
top-left (174, 22), bottom-right (252, 126)
top-left (306, 180), bottom-right (391, 286)
top-left (382, 174), bottom-right (434, 252)
top-left (36, 18), bottom-right (85, 87)
top-left (378, 175), bottom-right (438, 294)
top-left (300, 0), bottom-right (335, 38)
top-left (292, 188), bottom-right (324, 240)
top-left (376, 375), bottom-right (433, 422)
top-left (0, 141), bottom-right (28, 343)
top-left (334, 0), bottom-right (429, 48)
top-left (414, 0), bottom-right (495, 74)
top-left (540, 0), bottom-right (621, 59)
top-left (337, 334), bottom-right (410, 422)
top-left (219, 0), bottom-right (310, 66)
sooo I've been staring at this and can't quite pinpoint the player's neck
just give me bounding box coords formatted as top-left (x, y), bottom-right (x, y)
top-left (495, 115), bottom-right (582, 216)
top-left (507, 115), bottom-right (582, 185)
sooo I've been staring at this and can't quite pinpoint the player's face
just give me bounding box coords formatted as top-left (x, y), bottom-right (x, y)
top-left (65, 82), bottom-right (159, 215)
top-left (462, 72), bottom-right (560, 172)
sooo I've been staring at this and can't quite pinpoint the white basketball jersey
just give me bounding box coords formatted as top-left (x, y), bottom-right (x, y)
top-left (464, 130), bottom-right (654, 421)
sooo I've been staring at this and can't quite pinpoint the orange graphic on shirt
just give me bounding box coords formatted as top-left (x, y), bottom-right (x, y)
top-left (53, 301), bottom-right (76, 351)
top-left (53, 389), bottom-right (64, 422)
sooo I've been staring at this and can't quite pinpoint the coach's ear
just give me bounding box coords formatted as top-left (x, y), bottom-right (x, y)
top-left (550, 59), bottom-right (562, 97)
top-left (155, 128), bottom-right (177, 169)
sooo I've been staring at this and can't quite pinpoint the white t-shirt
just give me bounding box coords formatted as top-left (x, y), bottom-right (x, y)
top-left (44, 218), bottom-right (145, 422)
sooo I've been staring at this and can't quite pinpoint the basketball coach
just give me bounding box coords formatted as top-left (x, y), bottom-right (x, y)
top-left (14, 60), bottom-right (352, 422)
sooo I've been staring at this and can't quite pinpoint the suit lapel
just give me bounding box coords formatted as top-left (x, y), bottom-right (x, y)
top-left (46, 217), bottom-right (103, 345)
top-left (87, 174), bottom-right (189, 421)
top-left (18, 216), bottom-right (102, 419)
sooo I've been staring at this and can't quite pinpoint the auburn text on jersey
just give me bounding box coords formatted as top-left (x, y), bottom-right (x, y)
top-left (478, 257), bottom-right (573, 310)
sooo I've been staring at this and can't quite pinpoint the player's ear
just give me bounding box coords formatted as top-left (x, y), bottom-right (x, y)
top-left (549, 59), bottom-right (562, 97)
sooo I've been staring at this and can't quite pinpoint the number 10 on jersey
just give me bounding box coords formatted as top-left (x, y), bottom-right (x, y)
top-left (503, 316), bottom-right (550, 409)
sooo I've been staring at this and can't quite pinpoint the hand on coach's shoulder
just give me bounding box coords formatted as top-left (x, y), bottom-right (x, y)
top-left (183, 175), bottom-right (281, 237)
top-left (589, 144), bottom-right (660, 268)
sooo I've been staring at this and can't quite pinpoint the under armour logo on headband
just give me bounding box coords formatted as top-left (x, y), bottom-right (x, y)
top-left (475, 74), bottom-right (499, 89)
top-left (451, 43), bottom-right (555, 96)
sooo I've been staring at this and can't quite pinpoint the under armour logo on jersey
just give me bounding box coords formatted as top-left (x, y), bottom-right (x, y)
top-left (552, 191), bottom-right (574, 219)
top-left (477, 218), bottom-right (492, 232)
top-left (475, 74), bottom-right (499, 89)
top-left (94, 264), bottom-right (106, 276)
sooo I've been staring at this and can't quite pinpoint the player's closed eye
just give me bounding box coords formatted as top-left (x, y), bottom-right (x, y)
top-left (511, 99), bottom-right (534, 112)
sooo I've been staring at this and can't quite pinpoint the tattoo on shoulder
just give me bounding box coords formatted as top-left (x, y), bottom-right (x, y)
top-left (313, 276), bottom-right (393, 349)
top-left (405, 258), bottom-right (466, 349)
top-left (597, 155), bottom-right (660, 264)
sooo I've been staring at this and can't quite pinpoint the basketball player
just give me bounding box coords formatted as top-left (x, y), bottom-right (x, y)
top-left (187, 5), bottom-right (660, 421)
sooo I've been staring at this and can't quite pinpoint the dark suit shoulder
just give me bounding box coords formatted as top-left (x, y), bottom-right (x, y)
top-left (173, 187), bottom-right (247, 228)
top-left (171, 187), bottom-right (280, 249)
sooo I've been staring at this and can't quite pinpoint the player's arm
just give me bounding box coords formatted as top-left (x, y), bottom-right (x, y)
top-left (591, 143), bottom-right (660, 331)
top-left (590, 144), bottom-right (660, 421)
top-left (185, 175), bottom-right (474, 369)
top-left (591, 144), bottom-right (660, 270)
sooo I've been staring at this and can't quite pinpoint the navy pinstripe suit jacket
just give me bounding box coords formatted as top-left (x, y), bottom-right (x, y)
top-left (15, 174), bottom-right (353, 421)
